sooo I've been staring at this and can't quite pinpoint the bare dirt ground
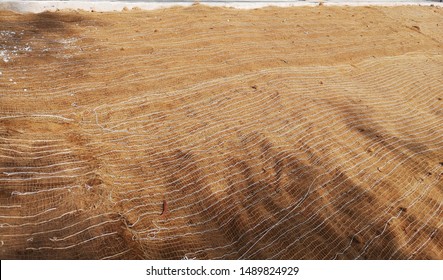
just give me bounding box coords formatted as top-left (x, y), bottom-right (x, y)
top-left (0, 4), bottom-right (442, 259)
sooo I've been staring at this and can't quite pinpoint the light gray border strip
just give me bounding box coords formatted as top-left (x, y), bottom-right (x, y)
top-left (0, 1), bottom-right (442, 13)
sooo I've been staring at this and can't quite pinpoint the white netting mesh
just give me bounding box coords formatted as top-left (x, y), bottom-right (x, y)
top-left (0, 5), bottom-right (442, 259)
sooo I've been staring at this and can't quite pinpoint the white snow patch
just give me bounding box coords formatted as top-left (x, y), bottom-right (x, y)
top-left (0, 50), bottom-right (10, 63)
top-left (0, 31), bottom-right (16, 37)
top-left (1, 30), bottom-right (32, 63)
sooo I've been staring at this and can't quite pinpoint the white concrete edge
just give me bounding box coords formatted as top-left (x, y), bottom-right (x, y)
top-left (0, 1), bottom-right (442, 13)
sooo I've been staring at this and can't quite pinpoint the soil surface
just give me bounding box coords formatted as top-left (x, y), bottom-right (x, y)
top-left (0, 4), bottom-right (442, 259)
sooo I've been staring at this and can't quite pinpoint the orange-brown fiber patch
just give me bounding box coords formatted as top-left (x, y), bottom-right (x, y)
top-left (0, 5), bottom-right (442, 259)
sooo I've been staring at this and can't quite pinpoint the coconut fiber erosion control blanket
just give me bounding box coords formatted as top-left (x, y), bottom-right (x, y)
top-left (0, 4), bottom-right (442, 259)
